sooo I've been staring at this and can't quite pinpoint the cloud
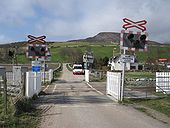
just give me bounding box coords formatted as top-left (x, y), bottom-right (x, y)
top-left (0, 0), bottom-right (170, 43)
top-left (0, 0), bottom-right (35, 26)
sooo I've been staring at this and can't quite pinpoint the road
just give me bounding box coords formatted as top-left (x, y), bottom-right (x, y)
top-left (36, 64), bottom-right (169, 128)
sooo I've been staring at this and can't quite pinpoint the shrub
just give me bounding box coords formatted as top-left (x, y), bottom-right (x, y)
top-left (15, 98), bottom-right (35, 115)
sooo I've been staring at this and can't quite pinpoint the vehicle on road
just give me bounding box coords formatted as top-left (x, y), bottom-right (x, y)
top-left (72, 64), bottom-right (85, 75)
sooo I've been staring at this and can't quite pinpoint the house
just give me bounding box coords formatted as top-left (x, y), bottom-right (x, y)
top-left (108, 55), bottom-right (139, 71)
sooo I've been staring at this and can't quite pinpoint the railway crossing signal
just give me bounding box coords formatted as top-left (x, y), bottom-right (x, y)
top-left (28, 35), bottom-right (46, 43)
top-left (26, 35), bottom-right (48, 59)
top-left (120, 30), bottom-right (148, 51)
top-left (27, 44), bottom-right (48, 59)
top-left (118, 18), bottom-right (148, 101)
top-left (122, 18), bottom-right (147, 32)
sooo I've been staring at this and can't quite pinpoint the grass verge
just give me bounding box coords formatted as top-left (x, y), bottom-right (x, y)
top-left (123, 94), bottom-right (170, 117)
top-left (0, 95), bottom-right (40, 128)
top-left (125, 71), bottom-right (155, 79)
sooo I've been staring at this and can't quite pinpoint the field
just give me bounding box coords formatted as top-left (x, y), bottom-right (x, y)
top-left (44, 42), bottom-right (118, 63)
top-left (0, 41), bottom-right (170, 64)
top-left (125, 71), bottom-right (155, 79)
top-left (48, 42), bottom-right (170, 64)
top-left (136, 45), bottom-right (170, 62)
top-left (38, 43), bottom-right (170, 64)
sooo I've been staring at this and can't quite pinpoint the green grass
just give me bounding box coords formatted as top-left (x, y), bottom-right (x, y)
top-left (124, 95), bottom-right (170, 117)
top-left (49, 41), bottom-right (115, 47)
top-left (91, 46), bottom-right (115, 59)
top-left (50, 41), bottom-right (88, 47)
top-left (0, 95), bottom-right (39, 128)
top-left (49, 45), bottom-right (115, 63)
top-left (136, 45), bottom-right (170, 62)
top-left (50, 47), bottom-right (69, 62)
top-left (17, 54), bottom-right (29, 64)
top-left (15, 42), bottom-right (170, 64)
top-left (125, 71), bottom-right (155, 79)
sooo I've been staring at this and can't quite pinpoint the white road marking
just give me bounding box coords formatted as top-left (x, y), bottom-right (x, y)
top-left (43, 85), bottom-right (50, 92)
top-left (52, 84), bottom-right (57, 93)
top-left (86, 82), bottom-right (104, 95)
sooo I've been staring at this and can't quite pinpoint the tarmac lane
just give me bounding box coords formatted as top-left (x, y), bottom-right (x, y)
top-left (36, 64), bottom-right (169, 128)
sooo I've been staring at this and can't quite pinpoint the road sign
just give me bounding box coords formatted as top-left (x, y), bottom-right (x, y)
top-left (28, 35), bottom-right (46, 43)
top-left (119, 54), bottom-right (135, 63)
top-left (32, 61), bottom-right (41, 72)
top-left (32, 66), bottom-right (41, 72)
top-left (83, 54), bottom-right (94, 63)
top-left (122, 18), bottom-right (147, 32)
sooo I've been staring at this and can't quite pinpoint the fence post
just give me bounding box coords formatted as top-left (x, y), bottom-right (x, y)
top-left (120, 63), bottom-right (125, 101)
top-left (85, 70), bottom-right (89, 82)
top-left (3, 75), bottom-right (7, 114)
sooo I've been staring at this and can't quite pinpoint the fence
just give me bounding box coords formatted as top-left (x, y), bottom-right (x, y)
top-left (106, 71), bottom-right (122, 101)
top-left (25, 69), bottom-right (54, 98)
top-left (41, 69), bottom-right (53, 83)
top-left (2, 64), bottom-right (59, 98)
top-left (5, 71), bottom-right (23, 96)
top-left (6, 72), bottom-right (13, 85)
top-left (156, 72), bottom-right (170, 94)
top-left (124, 79), bottom-right (156, 99)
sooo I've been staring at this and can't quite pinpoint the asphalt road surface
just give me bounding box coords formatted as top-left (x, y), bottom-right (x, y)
top-left (36, 64), bottom-right (169, 128)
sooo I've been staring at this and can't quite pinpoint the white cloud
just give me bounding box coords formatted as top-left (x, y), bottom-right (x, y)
top-left (0, 0), bottom-right (35, 26)
top-left (0, 0), bottom-right (170, 43)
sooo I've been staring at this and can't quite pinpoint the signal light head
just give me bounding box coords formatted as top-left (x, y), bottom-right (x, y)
top-left (31, 47), bottom-right (35, 51)
top-left (41, 47), bottom-right (45, 52)
top-left (140, 34), bottom-right (147, 41)
top-left (27, 45), bottom-right (47, 57)
top-left (127, 34), bottom-right (134, 40)
top-left (121, 31), bottom-right (148, 51)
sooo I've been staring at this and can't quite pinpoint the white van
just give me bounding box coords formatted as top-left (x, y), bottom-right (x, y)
top-left (72, 64), bottom-right (85, 75)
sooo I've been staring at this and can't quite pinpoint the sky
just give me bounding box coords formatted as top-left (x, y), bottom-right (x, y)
top-left (0, 0), bottom-right (170, 44)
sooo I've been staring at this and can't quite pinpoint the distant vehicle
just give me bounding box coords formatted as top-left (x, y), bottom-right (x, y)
top-left (72, 64), bottom-right (85, 75)
top-left (167, 64), bottom-right (170, 68)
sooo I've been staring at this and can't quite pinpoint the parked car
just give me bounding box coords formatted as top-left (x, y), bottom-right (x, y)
top-left (72, 64), bottom-right (85, 75)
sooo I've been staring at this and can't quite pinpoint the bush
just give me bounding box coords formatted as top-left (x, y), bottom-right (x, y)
top-left (15, 98), bottom-right (35, 115)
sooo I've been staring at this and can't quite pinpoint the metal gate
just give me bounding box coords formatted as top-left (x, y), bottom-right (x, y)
top-left (124, 76), bottom-right (156, 99)
top-left (156, 72), bottom-right (170, 94)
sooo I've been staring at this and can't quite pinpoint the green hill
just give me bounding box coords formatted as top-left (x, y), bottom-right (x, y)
top-left (0, 32), bottom-right (170, 64)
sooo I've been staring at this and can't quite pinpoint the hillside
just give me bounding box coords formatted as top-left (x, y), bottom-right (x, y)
top-left (0, 32), bottom-right (163, 47)
top-left (68, 32), bottom-right (161, 45)
top-left (68, 32), bottom-right (120, 43)
top-left (83, 32), bottom-right (120, 43)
